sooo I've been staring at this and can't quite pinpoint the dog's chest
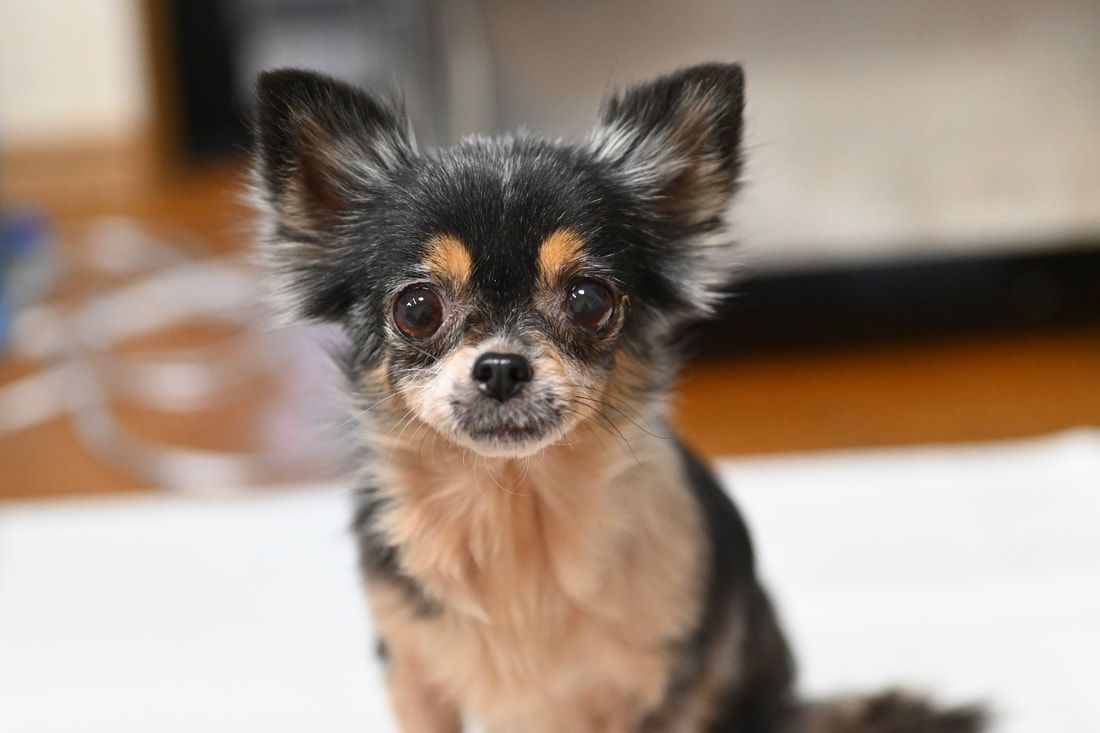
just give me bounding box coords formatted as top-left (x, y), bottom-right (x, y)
top-left (369, 443), bottom-right (705, 729)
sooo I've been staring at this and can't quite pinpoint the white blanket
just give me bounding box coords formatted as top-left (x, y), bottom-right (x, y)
top-left (2, 430), bottom-right (1098, 732)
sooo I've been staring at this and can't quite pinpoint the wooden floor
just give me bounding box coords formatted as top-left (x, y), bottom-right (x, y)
top-left (2, 143), bottom-right (1099, 499)
top-left (678, 329), bottom-right (1100, 455)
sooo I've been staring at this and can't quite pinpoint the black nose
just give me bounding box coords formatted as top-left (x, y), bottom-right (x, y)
top-left (472, 352), bottom-right (532, 402)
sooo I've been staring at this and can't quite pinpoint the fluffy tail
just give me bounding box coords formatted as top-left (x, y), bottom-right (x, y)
top-left (795, 689), bottom-right (987, 733)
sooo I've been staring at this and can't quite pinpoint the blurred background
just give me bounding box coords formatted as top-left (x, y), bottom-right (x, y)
top-left (2, 0), bottom-right (1098, 498)
top-left (2, 3), bottom-right (1100, 732)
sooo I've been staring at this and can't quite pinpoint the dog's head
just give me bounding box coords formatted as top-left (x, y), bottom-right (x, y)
top-left (253, 64), bottom-right (745, 457)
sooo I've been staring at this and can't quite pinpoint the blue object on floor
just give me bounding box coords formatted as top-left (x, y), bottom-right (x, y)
top-left (0, 208), bottom-right (51, 354)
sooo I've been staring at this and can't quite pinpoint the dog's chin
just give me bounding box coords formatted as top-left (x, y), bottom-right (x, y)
top-left (451, 422), bottom-right (563, 457)
top-left (445, 413), bottom-right (568, 458)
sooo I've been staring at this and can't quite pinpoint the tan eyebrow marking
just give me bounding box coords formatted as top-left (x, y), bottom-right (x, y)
top-left (423, 234), bottom-right (474, 286)
top-left (537, 228), bottom-right (588, 284)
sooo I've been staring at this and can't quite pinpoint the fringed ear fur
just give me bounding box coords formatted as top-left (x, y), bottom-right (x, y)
top-left (251, 65), bottom-right (745, 321)
top-left (590, 63), bottom-right (746, 312)
top-left (251, 69), bottom-right (415, 321)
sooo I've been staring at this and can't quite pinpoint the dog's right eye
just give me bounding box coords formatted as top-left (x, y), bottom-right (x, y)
top-left (393, 285), bottom-right (444, 340)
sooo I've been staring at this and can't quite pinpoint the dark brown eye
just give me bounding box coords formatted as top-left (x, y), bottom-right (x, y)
top-left (393, 286), bottom-right (444, 339)
top-left (564, 280), bottom-right (615, 334)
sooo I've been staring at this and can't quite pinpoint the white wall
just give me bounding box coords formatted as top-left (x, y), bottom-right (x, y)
top-left (0, 0), bottom-right (149, 148)
top-left (484, 0), bottom-right (1100, 265)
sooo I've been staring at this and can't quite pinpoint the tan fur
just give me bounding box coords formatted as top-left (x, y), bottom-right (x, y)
top-left (537, 228), bottom-right (588, 286)
top-left (365, 415), bottom-right (704, 733)
top-left (424, 234), bottom-right (475, 288)
top-left (280, 179), bottom-right (328, 235)
top-left (275, 116), bottom-right (356, 234)
top-left (361, 232), bottom-right (707, 731)
top-left (381, 637), bottom-right (462, 733)
top-left (604, 349), bottom-right (659, 419)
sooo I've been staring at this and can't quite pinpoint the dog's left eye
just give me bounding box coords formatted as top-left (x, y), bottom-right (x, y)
top-left (564, 280), bottom-right (615, 334)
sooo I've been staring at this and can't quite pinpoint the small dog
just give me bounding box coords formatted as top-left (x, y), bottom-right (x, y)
top-left (252, 63), bottom-right (984, 733)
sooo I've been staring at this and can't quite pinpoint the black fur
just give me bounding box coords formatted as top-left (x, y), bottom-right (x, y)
top-left (798, 690), bottom-right (987, 733)
top-left (681, 443), bottom-right (796, 733)
top-left (253, 65), bottom-right (746, 385)
top-left (597, 63), bottom-right (746, 234)
top-left (645, 442), bottom-right (796, 732)
top-left (351, 485), bottom-right (440, 618)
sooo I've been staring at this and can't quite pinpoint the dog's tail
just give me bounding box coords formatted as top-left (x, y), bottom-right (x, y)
top-left (793, 689), bottom-right (987, 733)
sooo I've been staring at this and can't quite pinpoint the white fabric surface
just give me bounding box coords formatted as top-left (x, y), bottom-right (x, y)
top-left (2, 430), bottom-right (1098, 732)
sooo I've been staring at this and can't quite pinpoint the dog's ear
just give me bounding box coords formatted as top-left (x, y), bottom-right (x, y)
top-left (591, 63), bottom-right (745, 228)
top-left (252, 69), bottom-right (415, 320)
top-left (253, 69), bottom-right (415, 234)
top-left (590, 64), bottom-right (745, 311)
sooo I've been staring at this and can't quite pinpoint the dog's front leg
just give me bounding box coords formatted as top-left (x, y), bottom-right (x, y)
top-left (385, 650), bottom-right (462, 733)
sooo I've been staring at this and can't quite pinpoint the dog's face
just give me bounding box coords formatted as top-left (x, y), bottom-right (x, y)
top-left (253, 64), bottom-right (744, 457)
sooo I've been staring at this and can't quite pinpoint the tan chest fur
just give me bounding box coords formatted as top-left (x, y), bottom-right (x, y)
top-left (366, 427), bottom-right (705, 732)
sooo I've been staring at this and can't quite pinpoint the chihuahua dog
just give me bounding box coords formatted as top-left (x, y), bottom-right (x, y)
top-left (252, 64), bottom-right (983, 733)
